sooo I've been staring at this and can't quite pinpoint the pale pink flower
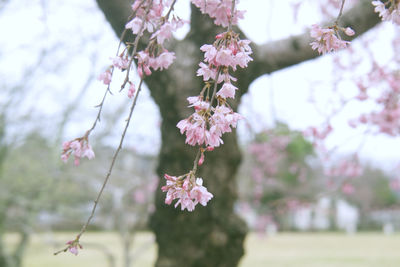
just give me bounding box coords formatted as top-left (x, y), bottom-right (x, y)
top-left (197, 62), bottom-right (216, 81)
top-left (126, 17), bottom-right (143, 34)
top-left (136, 51), bottom-right (152, 77)
top-left (198, 152), bottom-right (205, 166)
top-left (372, 1), bottom-right (400, 24)
top-left (61, 137), bottom-right (95, 166)
top-left (200, 44), bottom-right (218, 64)
top-left (128, 82), bottom-right (135, 98)
top-left (66, 240), bottom-right (82, 256)
top-left (98, 70), bottom-right (112, 85)
top-left (187, 96), bottom-right (210, 110)
top-left (112, 56), bottom-right (130, 70)
top-left (310, 24), bottom-right (349, 54)
top-left (190, 178), bottom-right (213, 206)
top-left (191, 0), bottom-right (245, 27)
top-left (215, 48), bottom-right (234, 66)
top-left (216, 83), bottom-right (238, 99)
top-left (344, 27), bottom-right (355, 36)
top-left (152, 51), bottom-right (175, 70)
top-left (162, 174), bottom-right (213, 211)
top-left (151, 23), bottom-right (173, 45)
top-left (234, 51), bottom-right (253, 69)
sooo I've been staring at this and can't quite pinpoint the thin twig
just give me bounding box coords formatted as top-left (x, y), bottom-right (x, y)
top-left (54, 79), bottom-right (144, 256)
top-left (335, 0), bottom-right (346, 24)
top-left (121, 0), bottom-right (155, 90)
top-left (192, 149), bottom-right (202, 174)
top-left (228, 0), bottom-right (236, 32)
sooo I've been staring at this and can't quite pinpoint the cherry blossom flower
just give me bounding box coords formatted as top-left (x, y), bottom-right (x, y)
top-left (128, 82), bottom-right (135, 98)
top-left (162, 174), bottom-right (213, 211)
top-left (150, 51), bottom-right (176, 70)
top-left (66, 240), bottom-right (83, 256)
top-left (216, 82), bottom-right (238, 98)
top-left (344, 27), bottom-right (355, 36)
top-left (191, 0), bottom-right (245, 27)
top-left (61, 137), bottom-right (95, 166)
top-left (126, 17), bottom-right (143, 34)
top-left (98, 69), bottom-right (112, 85)
top-left (151, 19), bottom-right (184, 45)
top-left (164, 1), bottom-right (252, 211)
top-left (197, 62), bottom-right (217, 81)
top-left (112, 55), bottom-right (130, 70)
top-left (310, 24), bottom-right (353, 54)
top-left (372, 0), bottom-right (400, 24)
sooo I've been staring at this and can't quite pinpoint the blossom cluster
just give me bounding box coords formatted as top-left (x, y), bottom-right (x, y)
top-left (310, 24), bottom-right (355, 54)
top-left (162, 174), bottom-right (213, 211)
top-left (191, 0), bottom-right (245, 27)
top-left (177, 32), bottom-right (252, 150)
top-left (61, 136), bottom-right (95, 166)
top-left (127, 1), bottom-right (183, 78)
top-left (98, 0), bottom-right (183, 93)
top-left (372, 0), bottom-right (400, 24)
top-left (348, 65), bottom-right (400, 137)
top-left (162, 1), bottom-right (252, 211)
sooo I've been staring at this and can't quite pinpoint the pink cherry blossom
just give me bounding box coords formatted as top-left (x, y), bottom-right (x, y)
top-left (128, 82), bottom-right (135, 98)
top-left (126, 17), bottom-right (143, 34)
top-left (216, 82), bottom-right (237, 98)
top-left (215, 48), bottom-right (234, 66)
top-left (187, 96), bottom-right (210, 110)
top-left (151, 23), bottom-right (173, 45)
top-left (66, 240), bottom-right (82, 256)
top-left (372, 0), bottom-right (400, 24)
top-left (61, 137), bottom-right (95, 166)
top-left (198, 152), bottom-right (205, 166)
top-left (310, 24), bottom-right (350, 54)
top-left (197, 62), bottom-right (217, 81)
top-left (98, 69), bottom-right (112, 85)
top-left (162, 173), bottom-right (213, 211)
top-left (191, 0), bottom-right (245, 27)
top-left (151, 51), bottom-right (176, 70)
top-left (344, 27), bottom-right (355, 36)
top-left (111, 55), bottom-right (130, 70)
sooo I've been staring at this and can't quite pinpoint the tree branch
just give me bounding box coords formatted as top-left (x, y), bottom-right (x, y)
top-left (96, 0), bottom-right (381, 100)
top-left (244, 0), bottom-right (381, 92)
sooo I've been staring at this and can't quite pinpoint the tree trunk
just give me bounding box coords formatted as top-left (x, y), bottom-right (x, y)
top-left (150, 119), bottom-right (247, 267)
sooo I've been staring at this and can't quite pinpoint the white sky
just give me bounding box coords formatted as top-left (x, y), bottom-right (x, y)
top-left (1, 0), bottom-right (400, 170)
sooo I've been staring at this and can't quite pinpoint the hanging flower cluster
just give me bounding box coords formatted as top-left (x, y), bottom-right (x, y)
top-left (162, 0), bottom-right (253, 211)
top-left (310, 24), bottom-right (355, 54)
top-left (65, 239), bottom-right (83, 256)
top-left (191, 0), bottom-right (245, 27)
top-left (309, 0), bottom-right (355, 54)
top-left (63, 0), bottom-right (183, 167)
top-left (372, 0), bottom-right (400, 24)
top-left (162, 173), bottom-right (213, 211)
top-left (349, 66), bottom-right (400, 136)
top-left (126, 1), bottom-right (183, 77)
top-left (61, 135), bottom-right (95, 166)
top-left (57, 0), bottom-right (184, 256)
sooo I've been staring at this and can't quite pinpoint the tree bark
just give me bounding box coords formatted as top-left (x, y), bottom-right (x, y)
top-left (94, 0), bottom-right (381, 266)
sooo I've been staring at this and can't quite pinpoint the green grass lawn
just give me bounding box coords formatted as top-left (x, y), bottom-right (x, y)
top-left (6, 232), bottom-right (400, 267)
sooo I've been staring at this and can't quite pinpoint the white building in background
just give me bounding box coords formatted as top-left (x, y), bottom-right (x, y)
top-left (292, 197), bottom-right (359, 233)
